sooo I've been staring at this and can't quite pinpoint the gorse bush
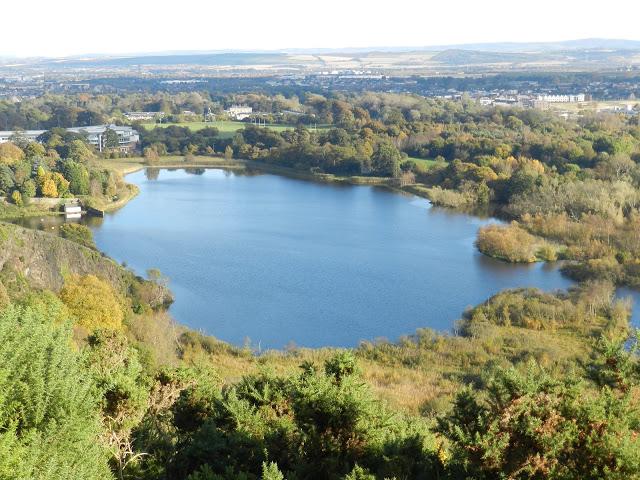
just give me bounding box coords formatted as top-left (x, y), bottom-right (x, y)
top-left (157, 354), bottom-right (441, 480)
top-left (60, 274), bottom-right (124, 331)
top-left (0, 306), bottom-right (111, 480)
top-left (438, 361), bottom-right (640, 479)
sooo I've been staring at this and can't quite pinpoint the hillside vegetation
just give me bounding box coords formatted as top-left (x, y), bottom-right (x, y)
top-left (0, 221), bottom-right (639, 479)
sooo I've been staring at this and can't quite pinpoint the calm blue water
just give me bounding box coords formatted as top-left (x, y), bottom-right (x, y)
top-left (67, 167), bottom-right (600, 349)
top-left (17, 168), bottom-right (638, 348)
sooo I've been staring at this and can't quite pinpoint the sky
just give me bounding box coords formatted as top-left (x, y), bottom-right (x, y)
top-left (2, 0), bottom-right (640, 58)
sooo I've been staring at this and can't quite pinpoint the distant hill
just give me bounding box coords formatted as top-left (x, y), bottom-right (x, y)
top-left (429, 46), bottom-right (640, 67)
top-left (3, 39), bottom-right (640, 73)
top-left (40, 52), bottom-right (293, 68)
top-left (432, 49), bottom-right (536, 64)
top-left (423, 38), bottom-right (640, 53)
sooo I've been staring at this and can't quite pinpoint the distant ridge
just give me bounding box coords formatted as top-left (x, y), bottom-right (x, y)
top-left (3, 38), bottom-right (640, 62)
top-left (417, 38), bottom-right (640, 53)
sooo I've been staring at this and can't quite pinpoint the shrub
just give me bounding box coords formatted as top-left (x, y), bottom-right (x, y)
top-left (10, 190), bottom-right (22, 206)
top-left (59, 223), bottom-right (96, 249)
top-left (60, 274), bottom-right (124, 331)
top-left (426, 185), bottom-right (477, 208)
top-left (536, 244), bottom-right (558, 261)
top-left (19, 178), bottom-right (36, 199)
top-left (437, 362), bottom-right (640, 479)
top-left (476, 222), bottom-right (558, 263)
top-left (0, 305), bottom-right (111, 479)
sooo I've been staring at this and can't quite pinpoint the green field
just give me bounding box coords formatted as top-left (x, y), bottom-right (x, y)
top-left (406, 156), bottom-right (439, 170)
top-left (141, 120), bottom-right (328, 138)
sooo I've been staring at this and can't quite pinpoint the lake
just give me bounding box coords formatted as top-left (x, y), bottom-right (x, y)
top-left (16, 168), bottom-right (640, 348)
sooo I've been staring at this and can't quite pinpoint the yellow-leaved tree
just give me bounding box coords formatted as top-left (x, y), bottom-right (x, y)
top-left (60, 274), bottom-right (124, 331)
top-left (0, 142), bottom-right (25, 166)
top-left (52, 172), bottom-right (70, 197)
top-left (41, 178), bottom-right (58, 198)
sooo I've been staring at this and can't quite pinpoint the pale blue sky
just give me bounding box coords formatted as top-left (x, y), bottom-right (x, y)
top-left (3, 0), bottom-right (639, 57)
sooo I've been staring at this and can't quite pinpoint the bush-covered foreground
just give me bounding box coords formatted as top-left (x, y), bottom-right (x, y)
top-left (1, 244), bottom-right (640, 480)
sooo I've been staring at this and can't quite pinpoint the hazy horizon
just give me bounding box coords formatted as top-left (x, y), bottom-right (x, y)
top-left (3, 38), bottom-right (640, 61)
top-left (3, 0), bottom-right (640, 58)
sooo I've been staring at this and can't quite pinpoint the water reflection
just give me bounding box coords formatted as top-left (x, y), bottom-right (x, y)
top-left (145, 168), bottom-right (160, 180)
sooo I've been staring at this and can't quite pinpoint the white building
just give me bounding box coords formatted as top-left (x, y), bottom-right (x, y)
top-left (0, 124), bottom-right (139, 153)
top-left (536, 94), bottom-right (586, 103)
top-left (67, 125), bottom-right (140, 153)
top-left (225, 105), bottom-right (253, 120)
top-left (124, 111), bottom-right (165, 121)
top-left (0, 130), bottom-right (46, 143)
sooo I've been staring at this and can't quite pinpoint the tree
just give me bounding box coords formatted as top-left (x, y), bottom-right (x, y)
top-left (61, 160), bottom-right (90, 195)
top-left (224, 145), bottom-right (234, 160)
top-left (0, 165), bottom-right (15, 195)
top-left (0, 142), bottom-right (25, 166)
top-left (262, 462), bottom-right (285, 480)
top-left (104, 128), bottom-right (120, 150)
top-left (10, 190), bottom-right (23, 206)
top-left (23, 142), bottom-right (46, 160)
top-left (41, 177), bottom-right (58, 198)
top-left (19, 178), bottom-right (37, 199)
top-left (85, 331), bottom-right (149, 480)
top-left (68, 139), bottom-right (95, 163)
top-left (12, 160), bottom-right (32, 185)
top-left (372, 142), bottom-right (401, 177)
top-left (60, 274), bottom-right (125, 331)
top-left (143, 146), bottom-right (159, 165)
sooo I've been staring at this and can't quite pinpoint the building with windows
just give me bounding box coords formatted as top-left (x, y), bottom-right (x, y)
top-left (0, 124), bottom-right (139, 153)
top-left (536, 94), bottom-right (586, 103)
top-left (67, 125), bottom-right (139, 153)
top-left (0, 130), bottom-right (46, 143)
top-left (224, 105), bottom-right (253, 120)
top-left (124, 111), bottom-right (165, 121)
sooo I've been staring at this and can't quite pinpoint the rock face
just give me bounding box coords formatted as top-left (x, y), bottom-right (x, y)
top-left (0, 222), bottom-right (172, 306)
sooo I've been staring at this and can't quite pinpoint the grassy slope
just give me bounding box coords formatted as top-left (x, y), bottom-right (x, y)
top-left (0, 200), bottom-right (60, 220)
top-left (178, 314), bottom-right (601, 415)
top-left (406, 156), bottom-right (438, 168)
top-left (0, 222), bottom-right (167, 299)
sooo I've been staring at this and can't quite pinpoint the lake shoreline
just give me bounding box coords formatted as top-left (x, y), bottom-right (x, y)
top-left (7, 167), bottom-right (640, 346)
top-left (84, 168), bottom-right (583, 348)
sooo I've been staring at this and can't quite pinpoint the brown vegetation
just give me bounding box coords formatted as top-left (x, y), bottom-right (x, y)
top-left (475, 222), bottom-right (560, 263)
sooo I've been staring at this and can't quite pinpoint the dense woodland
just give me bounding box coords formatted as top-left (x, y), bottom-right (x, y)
top-left (2, 90), bottom-right (640, 478)
top-left (0, 127), bottom-right (127, 212)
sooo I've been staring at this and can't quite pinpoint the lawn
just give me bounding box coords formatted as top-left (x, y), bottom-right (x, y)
top-left (141, 120), bottom-right (328, 138)
top-left (406, 156), bottom-right (439, 170)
